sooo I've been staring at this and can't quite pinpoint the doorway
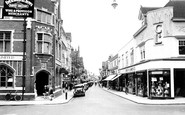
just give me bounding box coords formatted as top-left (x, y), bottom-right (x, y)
top-left (174, 69), bottom-right (185, 97)
top-left (35, 70), bottom-right (49, 96)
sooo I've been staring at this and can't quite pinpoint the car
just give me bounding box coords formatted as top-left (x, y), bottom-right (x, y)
top-left (73, 84), bottom-right (85, 97)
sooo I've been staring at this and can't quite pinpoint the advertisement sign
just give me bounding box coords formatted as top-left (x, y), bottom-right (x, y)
top-left (3, 0), bottom-right (34, 17)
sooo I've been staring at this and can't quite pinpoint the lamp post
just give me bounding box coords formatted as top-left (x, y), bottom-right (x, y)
top-left (112, 0), bottom-right (118, 9)
top-left (22, 17), bottom-right (27, 100)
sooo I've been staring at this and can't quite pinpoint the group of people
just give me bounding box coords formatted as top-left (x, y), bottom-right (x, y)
top-left (43, 85), bottom-right (54, 101)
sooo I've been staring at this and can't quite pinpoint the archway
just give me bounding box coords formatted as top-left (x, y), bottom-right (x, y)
top-left (35, 70), bottom-right (49, 96)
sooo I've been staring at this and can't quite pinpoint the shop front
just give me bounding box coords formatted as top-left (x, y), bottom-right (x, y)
top-left (135, 70), bottom-right (147, 97)
top-left (127, 73), bottom-right (135, 94)
top-left (148, 69), bottom-right (171, 99)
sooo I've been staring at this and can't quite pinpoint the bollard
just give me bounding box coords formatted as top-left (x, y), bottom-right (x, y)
top-left (65, 92), bottom-right (68, 100)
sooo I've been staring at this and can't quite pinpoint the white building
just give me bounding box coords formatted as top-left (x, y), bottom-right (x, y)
top-left (118, 0), bottom-right (185, 99)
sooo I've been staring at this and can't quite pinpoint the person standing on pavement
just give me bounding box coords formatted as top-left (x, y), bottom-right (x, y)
top-left (49, 86), bottom-right (54, 101)
top-left (125, 84), bottom-right (128, 95)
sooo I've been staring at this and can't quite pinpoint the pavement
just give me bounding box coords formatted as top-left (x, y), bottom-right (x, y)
top-left (102, 87), bottom-right (185, 105)
top-left (0, 90), bottom-right (74, 106)
top-left (1, 86), bottom-right (185, 106)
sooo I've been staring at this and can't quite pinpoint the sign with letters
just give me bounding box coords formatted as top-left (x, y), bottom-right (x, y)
top-left (3, 0), bottom-right (34, 17)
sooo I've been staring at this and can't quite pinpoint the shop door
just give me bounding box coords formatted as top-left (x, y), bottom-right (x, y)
top-left (174, 69), bottom-right (185, 97)
top-left (35, 71), bottom-right (49, 96)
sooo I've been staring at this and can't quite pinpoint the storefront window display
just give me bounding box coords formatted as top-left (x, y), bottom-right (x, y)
top-left (149, 70), bottom-right (171, 99)
top-left (136, 71), bottom-right (147, 97)
top-left (127, 73), bottom-right (135, 94)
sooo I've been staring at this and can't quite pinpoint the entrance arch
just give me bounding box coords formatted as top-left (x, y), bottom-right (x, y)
top-left (35, 70), bottom-right (50, 96)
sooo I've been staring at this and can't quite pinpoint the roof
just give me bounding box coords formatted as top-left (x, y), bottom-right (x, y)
top-left (164, 0), bottom-right (185, 19)
top-left (140, 6), bottom-right (160, 15)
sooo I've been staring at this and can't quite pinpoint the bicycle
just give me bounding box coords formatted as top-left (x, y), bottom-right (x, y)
top-left (4, 90), bottom-right (22, 101)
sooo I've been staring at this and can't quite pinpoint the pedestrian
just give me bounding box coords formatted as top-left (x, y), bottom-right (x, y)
top-left (43, 85), bottom-right (49, 99)
top-left (125, 85), bottom-right (128, 95)
top-left (49, 86), bottom-right (54, 101)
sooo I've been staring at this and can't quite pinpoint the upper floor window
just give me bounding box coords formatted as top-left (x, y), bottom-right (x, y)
top-left (179, 40), bottom-right (185, 55)
top-left (37, 10), bottom-right (52, 24)
top-left (0, 7), bottom-right (2, 19)
top-left (122, 54), bottom-right (124, 68)
top-left (0, 65), bottom-right (14, 87)
top-left (130, 49), bottom-right (134, 65)
top-left (0, 31), bottom-right (11, 52)
top-left (126, 52), bottom-right (128, 67)
top-left (37, 33), bottom-right (52, 54)
top-left (140, 45), bottom-right (145, 60)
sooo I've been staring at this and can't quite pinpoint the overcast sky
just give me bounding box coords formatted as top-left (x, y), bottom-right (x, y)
top-left (60, 0), bottom-right (169, 75)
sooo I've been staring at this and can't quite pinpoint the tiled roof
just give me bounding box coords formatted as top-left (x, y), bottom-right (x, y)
top-left (140, 6), bottom-right (160, 14)
top-left (164, 0), bottom-right (185, 19)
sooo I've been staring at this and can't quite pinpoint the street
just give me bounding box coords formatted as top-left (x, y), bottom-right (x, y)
top-left (1, 85), bottom-right (185, 115)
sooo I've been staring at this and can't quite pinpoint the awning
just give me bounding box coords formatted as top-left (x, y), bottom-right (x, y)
top-left (104, 74), bottom-right (117, 81)
top-left (111, 74), bottom-right (121, 81)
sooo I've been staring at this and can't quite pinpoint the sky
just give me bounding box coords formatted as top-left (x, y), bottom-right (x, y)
top-left (60, 0), bottom-right (169, 75)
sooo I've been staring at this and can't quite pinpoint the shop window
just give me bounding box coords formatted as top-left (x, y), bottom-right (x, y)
top-left (0, 65), bottom-right (14, 87)
top-left (179, 40), bottom-right (185, 55)
top-left (0, 31), bottom-right (11, 52)
top-left (149, 70), bottom-right (170, 98)
top-left (136, 71), bottom-right (147, 97)
top-left (37, 33), bottom-right (52, 54)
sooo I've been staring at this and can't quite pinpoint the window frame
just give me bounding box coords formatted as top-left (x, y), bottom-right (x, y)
top-left (37, 33), bottom-right (52, 54)
top-left (179, 39), bottom-right (185, 55)
top-left (0, 31), bottom-right (12, 53)
top-left (0, 65), bottom-right (14, 88)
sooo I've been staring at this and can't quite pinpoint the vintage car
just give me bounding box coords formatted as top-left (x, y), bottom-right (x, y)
top-left (73, 84), bottom-right (85, 97)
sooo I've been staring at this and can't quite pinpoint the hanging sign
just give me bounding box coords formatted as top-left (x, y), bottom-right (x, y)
top-left (3, 0), bottom-right (34, 17)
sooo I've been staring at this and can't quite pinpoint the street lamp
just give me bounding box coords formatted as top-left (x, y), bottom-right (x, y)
top-left (112, 0), bottom-right (118, 9)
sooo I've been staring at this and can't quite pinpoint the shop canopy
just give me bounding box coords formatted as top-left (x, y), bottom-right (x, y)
top-left (111, 74), bottom-right (122, 81)
top-left (103, 74), bottom-right (117, 81)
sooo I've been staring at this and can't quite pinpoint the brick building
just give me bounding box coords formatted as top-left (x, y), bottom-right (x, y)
top-left (0, 0), bottom-right (71, 100)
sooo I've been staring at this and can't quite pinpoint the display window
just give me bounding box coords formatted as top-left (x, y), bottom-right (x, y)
top-left (127, 73), bottom-right (135, 94)
top-left (136, 70), bottom-right (147, 97)
top-left (149, 70), bottom-right (171, 99)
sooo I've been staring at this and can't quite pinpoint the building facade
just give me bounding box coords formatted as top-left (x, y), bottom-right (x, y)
top-left (100, 0), bottom-right (185, 99)
top-left (0, 0), bottom-right (72, 100)
top-left (118, 0), bottom-right (185, 99)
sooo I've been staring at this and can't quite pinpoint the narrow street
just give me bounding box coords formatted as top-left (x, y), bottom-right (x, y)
top-left (1, 85), bottom-right (185, 115)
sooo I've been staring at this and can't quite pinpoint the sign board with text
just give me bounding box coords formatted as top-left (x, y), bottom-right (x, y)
top-left (3, 0), bottom-right (34, 17)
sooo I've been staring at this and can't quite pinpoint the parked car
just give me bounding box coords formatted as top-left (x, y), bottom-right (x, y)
top-left (73, 84), bottom-right (85, 97)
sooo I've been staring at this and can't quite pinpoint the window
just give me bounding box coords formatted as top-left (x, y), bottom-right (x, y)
top-left (0, 7), bottom-right (2, 19)
top-left (140, 46), bottom-right (145, 60)
top-left (122, 54), bottom-right (124, 68)
top-left (179, 40), bottom-right (185, 55)
top-left (0, 31), bottom-right (11, 52)
top-left (37, 10), bottom-right (52, 24)
top-left (0, 65), bottom-right (14, 87)
top-left (130, 48), bottom-right (134, 65)
top-left (37, 33), bottom-right (52, 54)
top-left (126, 52), bottom-right (128, 67)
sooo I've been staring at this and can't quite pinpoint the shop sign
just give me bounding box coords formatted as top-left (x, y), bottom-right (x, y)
top-left (151, 71), bottom-right (163, 75)
top-left (126, 67), bottom-right (135, 73)
top-left (3, 0), bottom-right (34, 17)
top-left (0, 56), bottom-right (22, 60)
